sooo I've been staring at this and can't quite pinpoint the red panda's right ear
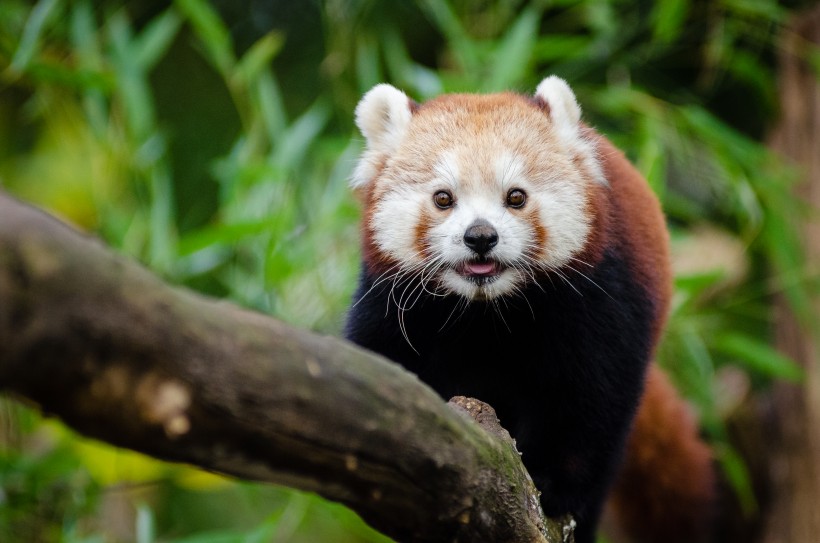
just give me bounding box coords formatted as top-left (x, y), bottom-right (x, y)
top-left (351, 84), bottom-right (413, 190)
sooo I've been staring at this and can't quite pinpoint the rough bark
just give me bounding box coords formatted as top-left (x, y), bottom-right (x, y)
top-left (0, 191), bottom-right (575, 543)
top-left (763, 5), bottom-right (820, 543)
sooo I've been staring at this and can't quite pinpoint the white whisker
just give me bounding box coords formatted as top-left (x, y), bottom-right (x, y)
top-left (567, 264), bottom-right (614, 300)
top-left (492, 298), bottom-right (512, 334)
top-left (438, 296), bottom-right (468, 332)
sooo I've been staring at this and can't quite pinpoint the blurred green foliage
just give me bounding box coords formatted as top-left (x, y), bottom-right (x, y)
top-left (1, 0), bottom-right (818, 541)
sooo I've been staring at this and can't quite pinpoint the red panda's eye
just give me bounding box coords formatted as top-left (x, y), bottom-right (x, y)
top-left (434, 191), bottom-right (454, 209)
top-left (507, 189), bottom-right (527, 208)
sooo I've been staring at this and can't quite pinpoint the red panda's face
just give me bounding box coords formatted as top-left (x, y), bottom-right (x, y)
top-left (352, 77), bottom-right (606, 301)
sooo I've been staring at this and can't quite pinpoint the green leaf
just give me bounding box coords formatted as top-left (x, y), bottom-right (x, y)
top-left (418, 0), bottom-right (478, 74)
top-left (651, 0), bottom-right (689, 45)
top-left (482, 6), bottom-right (540, 92)
top-left (236, 31), bottom-right (284, 87)
top-left (178, 219), bottom-right (286, 255)
top-left (723, 0), bottom-right (786, 22)
top-left (107, 11), bottom-right (156, 140)
top-left (254, 70), bottom-right (288, 145)
top-left (675, 324), bottom-right (717, 408)
top-left (8, 0), bottom-right (61, 75)
top-left (68, 1), bottom-right (110, 136)
top-left (533, 35), bottom-right (591, 63)
top-left (175, 0), bottom-right (234, 75)
top-left (713, 442), bottom-right (757, 515)
top-left (635, 115), bottom-right (667, 197)
top-left (674, 271), bottom-right (725, 299)
top-left (147, 165), bottom-right (178, 272)
top-left (134, 8), bottom-right (183, 71)
top-left (69, 0), bottom-right (100, 67)
top-left (713, 333), bottom-right (803, 381)
top-left (356, 34), bottom-right (383, 93)
top-left (381, 28), bottom-right (442, 98)
top-left (11, 59), bottom-right (112, 90)
top-left (271, 100), bottom-right (331, 170)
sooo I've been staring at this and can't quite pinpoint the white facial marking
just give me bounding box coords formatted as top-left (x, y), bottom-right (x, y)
top-left (355, 78), bottom-right (602, 301)
top-left (370, 143), bottom-right (592, 300)
top-left (371, 182), bottom-right (428, 265)
top-left (536, 182), bottom-right (590, 267)
top-left (495, 151), bottom-right (526, 191)
top-left (433, 151), bottom-right (460, 189)
top-left (425, 150), bottom-right (531, 299)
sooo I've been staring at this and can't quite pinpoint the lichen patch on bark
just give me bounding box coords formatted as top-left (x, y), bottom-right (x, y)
top-left (136, 375), bottom-right (191, 438)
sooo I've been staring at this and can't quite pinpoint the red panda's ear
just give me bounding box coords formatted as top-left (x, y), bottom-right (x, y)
top-left (534, 76), bottom-right (582, 135)
top-left (352, 84), bottom-right (414, 190)
top-left (355, 84), bottom-right (413, 148)
top-left (534, 76), bottom-right (607, 185)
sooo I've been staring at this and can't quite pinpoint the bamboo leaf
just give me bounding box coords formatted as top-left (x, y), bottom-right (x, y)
top-left (272, 100), bottom-right (331, 170)
top-left (8, 0), bottom-right (61, 75)
top-left (134, 8), bottom-right (183, 71)
top-left (418, 0), bottom-right (477, 74)
top-left (482, 6), bottom-right (540, 92)
top-left (355, 33), bottom-right (383, 92)
top-left (713, 333), bottom-right (803, 381)
top-left (533, 35), bottom-right (591, 63)
top-left (175, 0), bottom-right (234, 75)
top-left (107, 12), bottom-right (155, 140)
top-left (69, 0), bottom-right (100, 67)
top-left (254, 70), bottom-right (288, 146)
top-left (651, 0), bottom-right (689, 45)
top-left (236, 31), bottom-right (283, 86)
top-left (714, 442), bottom-right (757, 515)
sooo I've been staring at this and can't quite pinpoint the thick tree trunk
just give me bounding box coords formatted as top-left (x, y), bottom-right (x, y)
top-left (763, 6), bottom-right (820, 543)
top-left (0, 191), bottom-right (573, 543)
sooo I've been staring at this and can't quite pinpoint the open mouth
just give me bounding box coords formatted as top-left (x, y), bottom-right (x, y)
top-left (456, 258), bottom-right (504, 284)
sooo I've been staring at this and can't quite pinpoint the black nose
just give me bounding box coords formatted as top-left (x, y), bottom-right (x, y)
top-left (463, 219), bottom-right (498, 255)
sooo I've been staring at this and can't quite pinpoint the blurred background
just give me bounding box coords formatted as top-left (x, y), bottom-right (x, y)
top-left (1, 0), bottom-right (819, 542)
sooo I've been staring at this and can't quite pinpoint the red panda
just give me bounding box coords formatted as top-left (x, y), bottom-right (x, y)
top-left (344, 77), bottom-right (715, 543)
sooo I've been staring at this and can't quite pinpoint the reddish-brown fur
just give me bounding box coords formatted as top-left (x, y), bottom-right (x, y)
top-left (591, 133), bottom-right (715, 542)
top-left (608, 364), bottom-right (716, 543)
top-left (591, 132), bottom-right (674, 344)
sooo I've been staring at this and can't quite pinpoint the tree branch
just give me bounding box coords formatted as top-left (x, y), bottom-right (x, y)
top-left (0, 192), bottom-right (573, 543)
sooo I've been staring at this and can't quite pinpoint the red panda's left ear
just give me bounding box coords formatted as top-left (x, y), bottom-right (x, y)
top-left (534, 76), bottom-right (582, 136)
top-left (351, 84), bottom-right (413, 190)
top-left (535, 76), bottom-right (607, 185)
